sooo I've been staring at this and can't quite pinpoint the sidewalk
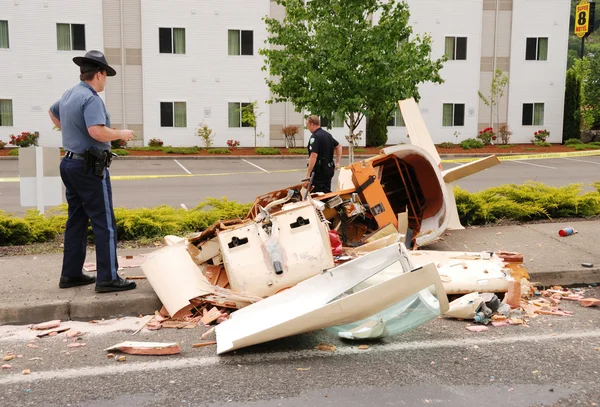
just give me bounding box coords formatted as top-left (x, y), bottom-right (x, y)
top-left (0, 221), bottom-right (598, 325)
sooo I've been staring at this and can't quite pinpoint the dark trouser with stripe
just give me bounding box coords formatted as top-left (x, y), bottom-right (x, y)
top-left (60, 157), bottom-right (119, 282)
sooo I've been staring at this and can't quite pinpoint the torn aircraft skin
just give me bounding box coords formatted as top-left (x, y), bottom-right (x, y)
top-left (140, 97), bottom-right (526, 354)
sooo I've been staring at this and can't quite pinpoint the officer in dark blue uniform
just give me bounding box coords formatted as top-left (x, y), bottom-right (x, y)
top-left (305, 115), bottom-right (342, 193)
top-left (49, 50), bottom-right (137, 293)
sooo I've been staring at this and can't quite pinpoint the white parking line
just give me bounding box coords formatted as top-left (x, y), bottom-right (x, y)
top-left (562, 157), bottom-right (600, 165)
top-left (508, 160), bottom-right (556, 170)
top-left (242, 159), bottom-right (270, 173)
top-left (0, 330), bottom-right (597, 385)
top-left (173, 159), bottom-right (192, 175)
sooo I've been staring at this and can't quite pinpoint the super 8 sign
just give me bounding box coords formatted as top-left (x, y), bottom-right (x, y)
top-left (575, 0), bottom-right (591, 38)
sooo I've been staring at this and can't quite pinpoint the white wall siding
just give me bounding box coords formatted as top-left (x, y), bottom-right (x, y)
top-left (507, 0), bottom-right (570, 143)
top-left (0, 0), bottom-right (104, 147)
top-left (387, 0), bottom-right (483, 144)
top-left (140, 1), bottom-right (270, 147)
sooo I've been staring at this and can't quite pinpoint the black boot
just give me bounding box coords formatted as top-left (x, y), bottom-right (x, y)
top-left (95, 276), bottom-right (137, 293)
top-left (59, 274), bottom-right (96, 289)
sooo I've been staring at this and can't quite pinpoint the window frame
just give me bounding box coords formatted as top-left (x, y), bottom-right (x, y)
top-left (56, 23), bottom-right (86, 51)
top-left (228, 29), bottom-right (254, 56)
top-left (525, 37), bottom-right (548, 61)
top-left (445, 36), bottom-right (467, 61)
top-left (522, 102), bottom-right (545, 126)
top-left (159, 101), bottom-right (187, 128)
top-left (387, 108), bottom-right (406, 127)
top-left (0, 99), bottom-right (14, 127)
top-left (442, 103), bottom-right (465, 127)
top-left (228, 102), bottom-right (252, 128)
top-left (159, 27), bottom-right (186, 55)
top-left (0, 20), bottom-right (9, 49)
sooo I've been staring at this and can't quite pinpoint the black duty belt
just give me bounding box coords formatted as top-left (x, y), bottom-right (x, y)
top-left (65, 151), bottom-right (85, 160)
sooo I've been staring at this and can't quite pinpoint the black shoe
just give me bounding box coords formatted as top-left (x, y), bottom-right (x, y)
top-left (59, 274), bottom-right (96, 289)
top-left (95, 277), bottom-right (137, 293)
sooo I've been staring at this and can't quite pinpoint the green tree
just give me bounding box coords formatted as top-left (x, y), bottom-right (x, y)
top-left (366, 110), bottom-right (389, 147)
top-left (240, 101), bottom-right (264, 147)
top-left (563, 68), bottom-right (581, 141)
top-left (260, 0), bottom-right (444, 163)
top-left (584, 53), bottom-right (600, 129)
top-left (478, 69), bottom-right (509, 131)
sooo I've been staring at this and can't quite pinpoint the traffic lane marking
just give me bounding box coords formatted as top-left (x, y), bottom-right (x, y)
top-left (506, 160), bottom-right (557, 170)
top-left (242, 159), bottom-right (270, 173)
top-left (173, 159), bottom-right (192, 175)
top-left (0, 330), bottom-right (598, 385)
top-left (561, 157), bottom-right (600, 165)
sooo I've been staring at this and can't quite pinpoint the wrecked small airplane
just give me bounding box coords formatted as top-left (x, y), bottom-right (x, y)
top-left (141, 98), bottom-right (525, 354)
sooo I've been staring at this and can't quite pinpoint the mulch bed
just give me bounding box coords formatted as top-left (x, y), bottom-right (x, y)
top-left (0, 144), bottom-right (582, 157)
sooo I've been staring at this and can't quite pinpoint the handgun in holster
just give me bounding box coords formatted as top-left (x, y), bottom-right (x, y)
top-left (84, 147), bottom-right (117, 178)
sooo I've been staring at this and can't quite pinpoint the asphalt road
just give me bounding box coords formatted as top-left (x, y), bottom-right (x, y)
top-left (1, 155), bottom-right (600, 215)
top-left (0, 287), bottom-right (598, 407)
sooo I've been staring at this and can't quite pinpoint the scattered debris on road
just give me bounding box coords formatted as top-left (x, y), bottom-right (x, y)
top-left (31, 320), bottom-right (61, 331)
top-left (105, 342), bottom-right (181, 356)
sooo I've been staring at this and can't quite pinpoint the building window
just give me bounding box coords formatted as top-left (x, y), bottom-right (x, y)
top-left (0, 99), bottom-right (13, 126)
top-left (56, 23), bottom-right (85, 51)
top-left (525, 37), bottom-right (548, 61)
top-left (159, 27), bottom-right (186, 54)
top-left (160, 102), bottom-right (187, 127)
top-left (442, 103), bottom-right (465, 127)
top-left (522, 103), bottom-right (544, 126)
top-left (445, 37), bottom-right (467, 60)
top-left (228, 102), bottom-right (251, 127)
top-left (228, 30), bottom-right (253, 55)
top-left (387, 108), bottom-right (406, 127)
top-left (0, 20), bottom-right (9, 49)
top-left (320, 112), bottom-right (344, 128)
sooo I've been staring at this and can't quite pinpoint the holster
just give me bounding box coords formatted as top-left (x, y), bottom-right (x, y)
top-left (84, 147), bottom-right (116, 178)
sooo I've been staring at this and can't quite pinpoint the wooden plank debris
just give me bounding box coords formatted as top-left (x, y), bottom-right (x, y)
top-left (105, 342), bottom-right (181, 356)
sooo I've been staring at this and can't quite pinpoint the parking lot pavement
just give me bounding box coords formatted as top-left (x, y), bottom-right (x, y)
top-left (1, 156), bottom-right (599, 215)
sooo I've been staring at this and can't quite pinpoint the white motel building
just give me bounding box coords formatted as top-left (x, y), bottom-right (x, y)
top-left (0, 0), bottom-right (570, 148)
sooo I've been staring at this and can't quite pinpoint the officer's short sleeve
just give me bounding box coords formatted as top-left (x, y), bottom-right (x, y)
top-left (49, 101), bottom-right (60, 120)
top-left (83, 96), bottom-right (107, 128)
top-left (311, 135), bottom-right (322, 155)
top-left (332, 136), bottom-right (339, 147)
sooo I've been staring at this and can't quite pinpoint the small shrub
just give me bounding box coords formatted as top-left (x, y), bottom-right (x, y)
top-left (477, 127), bottom-right (495, 145)
top-left (9, 132), bottom-right (39, 148)
top-left (287, 148), bottom-right (306, 155)
top-left (460, 138), bottom-right (484, 150)
top-left (354, 148), bottom-right (367, 153)
top-left (438, 142), bottom-right (456, 148)
top-left (565, 138), bottom-right (581, 146)
top-left (111, 149), bottom-right (129, 156)
top-left (498, 125), bottom-right (512, 145)
top-left (227, 140), bottom-right (240, 149)
top-left (282, 125), bottom-right (300, 148)
top-left (196, 123), bottom-right (215, 148)
top-left (497, 145), bottom-right (514, 149)
top-left (111, 139), bottom-right (127, 149)
top-left (573, 144), bottom-right (600, 150)
top-left (163, 147), bottom-right (199, 154)
top-left (255, 147), bottom-right (280, 155)
top-left (588, 141), bottom-right (600, 147)
top-left (524, 148), bottom-right (537, 151)
top-left (8, 149), bottom-right (19, 156)
top-left (533, 129), bottom-right (550, 144)
top-left (0, 140), bottom-right (6, 149)
top-left (148, 138), bottom-right (164, 147)
top-left (208, 148), bottom-right (231, 155)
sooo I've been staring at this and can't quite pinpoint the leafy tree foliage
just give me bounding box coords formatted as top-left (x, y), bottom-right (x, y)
top-left (563, 68), bottom-right (581, 141)
top-left (260, 0), bottom-right (444, 161)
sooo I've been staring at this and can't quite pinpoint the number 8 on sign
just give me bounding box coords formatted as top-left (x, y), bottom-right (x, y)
top-left (575, 0), bottom-right (590, 39)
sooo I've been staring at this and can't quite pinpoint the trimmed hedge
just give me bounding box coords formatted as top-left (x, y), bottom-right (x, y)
top-left (2, 183), bottom-right (600, 246)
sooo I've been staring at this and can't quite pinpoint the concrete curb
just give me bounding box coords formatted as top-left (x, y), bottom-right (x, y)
top-left (0, 289), bottom-right (162, 325)
top-left (1, 269), bottom-right (597, 325)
